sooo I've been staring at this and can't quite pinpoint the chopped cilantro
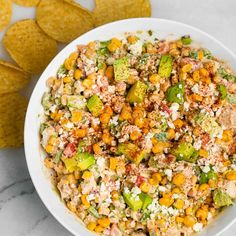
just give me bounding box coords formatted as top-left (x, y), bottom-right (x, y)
top-left (218, 66), bottom-right (236, 82)
top-left (154, 132), bottom-right (167, 141)
top-left (189, 51), bottom-right (198, 59)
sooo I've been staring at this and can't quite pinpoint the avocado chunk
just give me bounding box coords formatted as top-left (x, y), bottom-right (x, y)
top-left (77, 152), bottom-right (95, 171)
top-left (217, 84), bottom-right (227, 99)
top-left (87, 95), bottom-right (103, 117)
top-left (67, 95), bottom-right (86, 109)
top-left (213, 189), bottom-right (233, 207)
top-left (126, 81), bottom-right (148, 103)
top-left (195, 113), bottom-right (222, 138)
top-left (199, 167), bottom-right (217, 184)
top-left (88, 206), bottom-right (100, 218)
top-left (181, 36), bottom-right (192, 45)
top-left (173, 142), bottom-right (198, 163)
top-left (139, 193), bottom-right (153, 210)
top-left (62, 156), bottom-right (79, 172)
top-left (62, 152), bottom-right (95, 172)
top-left (123, 192), bottom-right (143, 211)
top-left (166, 82), bottom-right (184, 104)
top-left (114, 56), bottom-right (129, 82)
top-left (42, 92), bottom-right (52, 110)
top-left (118, 143), bottom-right (147, 164)
top-left (158, 54), bottom-right (173, 78)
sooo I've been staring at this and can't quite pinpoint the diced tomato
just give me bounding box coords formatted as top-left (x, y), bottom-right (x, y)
top-left (64, 143), bottom-right (76, 157)
top-left (161, 103), bottom-right (171, 115)
top-left (136, 175), bottom-right (144, 187)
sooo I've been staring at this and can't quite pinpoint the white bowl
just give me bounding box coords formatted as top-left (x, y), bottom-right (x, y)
top-left (24, 18), bottom-right (236, 236)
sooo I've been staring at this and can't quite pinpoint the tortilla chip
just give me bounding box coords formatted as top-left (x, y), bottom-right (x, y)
top-left (36, 0), bottom-right (94, 43)
top-left (0, 93), bottom-right (28, 148)
top-left (0, 0), bottom-right (12, 32)
top-left (93, 0), bottom-right (151, 26)
top-left (0, 59), bottom-right (31, 94)
top-left (12, 0), bottom-right (40, 7)
top-left (3, 19), bottom-right (57, 74)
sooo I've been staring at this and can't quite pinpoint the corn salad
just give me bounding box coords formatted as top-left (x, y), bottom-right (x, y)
top-left (40, 31), bottom-right (236, 236)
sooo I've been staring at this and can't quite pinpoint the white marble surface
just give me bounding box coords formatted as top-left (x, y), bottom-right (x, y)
top-left (0, 0), bottom-right (236, 235)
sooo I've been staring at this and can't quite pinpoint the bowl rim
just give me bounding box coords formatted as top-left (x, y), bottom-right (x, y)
top-left (24, 17), bottom-right (236, 236)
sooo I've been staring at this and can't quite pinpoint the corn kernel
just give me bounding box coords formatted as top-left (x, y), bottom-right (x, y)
top-left (226, 171), bottom-right (236, 180)
top-left (196, 208), bottom-right (208, 220)
top-left (159, 197), bottom-right (174, 207)
top-left (105, 65), bottom-right (114, 80)
top-left (94, 225), bottom-right (104, 233)
top-left (203, 77), bottom-right (211, 84)
top-left (140, 182), bottom-right (150, 193)
top-left (222, 130), bottom-right (233, 142)
top-left (64, 57), bottom-right (75, 70)
top-left (82, 78), bottom-right (93, 88)
top-left (127, 35), bottom-right (138, 44)
top-left (199, 149), bottom-right (209, 158)
top-left (191, 94), bottom-right (203, 102)
top-left (161, 176), bottom-right (168, 185)
top-left (172, 187), bottom-right (181, 194)
top-left (193, 127), bottom-right (201, 136)
top-left (63, 76), bottom-right (72, 83)
top-left (183, 215), bottom-right (196, 227)
top-left (176, 216), bottom-right (184, 223)
top-left (172, 173), bottom-right (185, 186)
top-left (182, 64), bottom-right (192, 73)
top-left (173, 119), bottom-right (184, 128)
top-left (185, 206), bottom-right (193, 215)
top-left (198, 50), bottom-right (204, 60)
top-left (134, 117), bottom-right (144, 128)
top-left (69, 52), bottom-right (78, 60)
top-left (102, 133), bottom-right (112, 145)
top-left (81, 194), bottom-right (90, 208)
top-left (199, 68), bottom-right (209, 77)
top-left (45, 144), bottom-right (54, 153)
top-left (149, 74), bottom-right (161, 84)
top-left (174, 199), bottom-right (185, 209)
top-left (149, 178), bottom-right (158, 186)
top-left (97, 218), bottom-right (110, 228)
top-left (88, 41), bottom-right (96, 50)
top-left (130, 130), bottom-right (142, 141)
top-left (120, 105), bottom-right (132, 120)
top-left (199, 183), bottom-right (209, 191)
top-left (104, 106), bottom-right (113, 116)
top-left (74, 69), bottom-right (82, 80)
top-left (93, 143), bottom-right (102, 155)
top-left (152, 173), bottom-right (162, 182)
top-left (208, 179), bottom-right (217, 188)
top-left (87, 222), bottom-right (97, 231)
top-left (167, 128), bottom-right (175, 140)
top-left (48, 135), bottom-right (57, 145)
top-left (109, 157), bottom-right (117, 170)
top-left (74, 128), bottom-right (87, 138)
top-left (108, 38), bottom-right (122, 52)
top-left (71, 111), bottom-right (82, 122)
top-left (193, 70), bottom-right (200, 82)
top-left (82, 171), bottom-right (93, 179)
top-left (100, 113), bottom-right (111, 124)
top-left (111, 190), bottom-right (119, 200)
